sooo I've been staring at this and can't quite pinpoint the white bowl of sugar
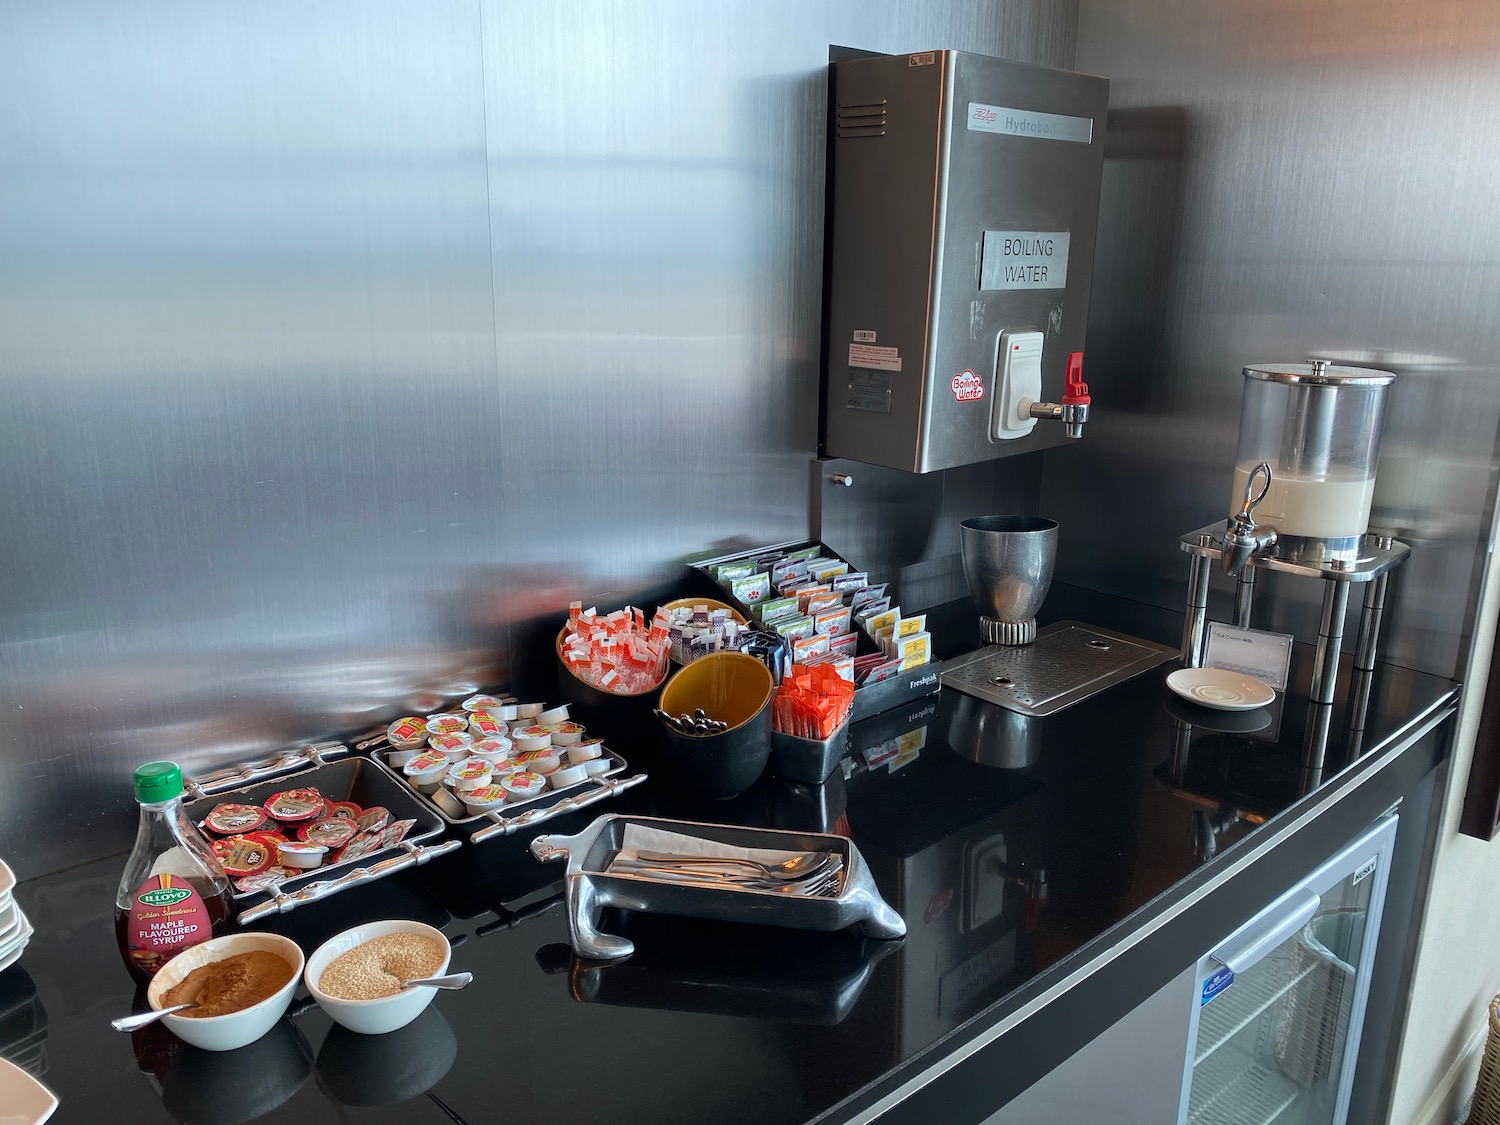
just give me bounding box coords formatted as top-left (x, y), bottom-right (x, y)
top-left (304, 919), bottom-right (452, 1035)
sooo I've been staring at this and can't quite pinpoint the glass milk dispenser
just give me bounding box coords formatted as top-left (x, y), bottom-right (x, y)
top-left (1223, 362), bottom-right (1394, 570)
top-left (1179, 361), bottom-right (1409, 706)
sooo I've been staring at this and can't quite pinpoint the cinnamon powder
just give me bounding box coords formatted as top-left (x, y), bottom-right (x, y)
top-left (162, 950), bottom-right (295, 1017)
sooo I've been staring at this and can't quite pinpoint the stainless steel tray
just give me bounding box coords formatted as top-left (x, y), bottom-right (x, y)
top-left (367, 748), bottom-right (647, 844)
top-left (770, 721), bottom-right (851, 785)
top-left (530, 814), bottom-right (906, 960)
top-left (183, 755), bottom-right (458, 924)
top-left (941, 621), bottom-right (1177, 716)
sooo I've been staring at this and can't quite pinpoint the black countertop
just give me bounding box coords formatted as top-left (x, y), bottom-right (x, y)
top-left (5, 589), bottom-right (1460, 1125)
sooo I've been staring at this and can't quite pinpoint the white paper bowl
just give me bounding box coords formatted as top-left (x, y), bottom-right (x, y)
top-left (304, 920), bottom-right (451, 1035)
top-left (147, 933), bottom-right (304, 1052)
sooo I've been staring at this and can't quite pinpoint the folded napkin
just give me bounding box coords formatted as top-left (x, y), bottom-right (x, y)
top-left (609, 824), bottom-right (818, 871)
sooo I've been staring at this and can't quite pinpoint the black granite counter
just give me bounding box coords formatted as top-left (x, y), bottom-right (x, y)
top-left (4, 589), bottom-right (1459, 1125)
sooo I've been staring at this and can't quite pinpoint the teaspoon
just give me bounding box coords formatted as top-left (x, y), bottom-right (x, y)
top-left (401, 972), bottom-right (473, 990)
top-left (112, 1002), bottom-right (198, 1031)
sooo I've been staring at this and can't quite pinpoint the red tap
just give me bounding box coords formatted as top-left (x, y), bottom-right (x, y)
top-left (1063, 351), bottom-right (1090, 405)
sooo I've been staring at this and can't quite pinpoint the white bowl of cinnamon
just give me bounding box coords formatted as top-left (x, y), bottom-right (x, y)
top-left (146, 932), bottom-right (304, 1052)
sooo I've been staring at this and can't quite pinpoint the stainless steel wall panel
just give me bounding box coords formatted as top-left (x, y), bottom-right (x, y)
top-left (0, 1), bottom-right (499, 877)
top-left (1052, 0), bottom-right (1500, 678)
top-left (0, 0), bottom-right (1076, 877)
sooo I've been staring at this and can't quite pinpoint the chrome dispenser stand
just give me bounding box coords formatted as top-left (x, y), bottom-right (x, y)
top-left (1178, 526), bottom-right (1409, 704)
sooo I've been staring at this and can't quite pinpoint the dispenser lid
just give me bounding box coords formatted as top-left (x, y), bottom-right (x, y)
top-left (1243, 361), bottom-right (1395, 386)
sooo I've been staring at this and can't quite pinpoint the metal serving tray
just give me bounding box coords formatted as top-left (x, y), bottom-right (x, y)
top-left (530, 814), bottom-right (906, 960)
top-left (183, 754), bottom-right (456, 924)
top-left (367, 748), bottom-right (647, 845)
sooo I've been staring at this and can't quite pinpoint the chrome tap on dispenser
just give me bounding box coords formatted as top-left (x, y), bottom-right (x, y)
top-left (1220, 462), bottom-right (1278, 576)
top-left (1021, 351), bottom-right (1092, 439)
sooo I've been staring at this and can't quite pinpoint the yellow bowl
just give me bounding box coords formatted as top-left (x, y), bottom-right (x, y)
top-left (659, 652), bottom-right (773, 731)
top-left (657, 653), bottom-right (775, 798)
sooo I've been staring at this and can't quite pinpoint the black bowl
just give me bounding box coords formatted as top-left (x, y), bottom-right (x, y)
top-left (656, 696), bottom-right (772, 799)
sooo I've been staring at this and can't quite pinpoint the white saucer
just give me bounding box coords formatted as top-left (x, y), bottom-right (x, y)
top-left (1166, 668), bottom-right (1276, 712)
top-left (0, 858), bottom-right (13, 907)
top-left (0, 900), bottom-right (18, 946)
top-left (0, 1056), bottom-right (57, 1124)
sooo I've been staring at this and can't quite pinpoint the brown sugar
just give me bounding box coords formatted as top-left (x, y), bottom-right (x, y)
top-left (162, 950), bottom-right (296, 1017)
top-left (318, 932), bottom-right (445, 1000)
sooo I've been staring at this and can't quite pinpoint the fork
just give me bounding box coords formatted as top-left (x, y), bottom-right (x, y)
top-left (611, 859), bottom-right (842, 897)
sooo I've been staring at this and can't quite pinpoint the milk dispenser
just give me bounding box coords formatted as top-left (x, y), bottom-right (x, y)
top-left (822, 50), bottom-right (1108, 473)
top-left (1180, 362), bottom-right (1409, 704)
top-left (1222, 362), bottom-right (1393, 569)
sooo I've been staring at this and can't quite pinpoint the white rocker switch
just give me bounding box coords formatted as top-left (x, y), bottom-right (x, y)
top-left (992, 329), bottom-right (1044, 440)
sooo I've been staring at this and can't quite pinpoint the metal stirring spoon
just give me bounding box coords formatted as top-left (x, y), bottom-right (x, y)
top-left (401, 972), bottom-right (473, 990)
top-left (112, 1002), bottom-right (198, 1031)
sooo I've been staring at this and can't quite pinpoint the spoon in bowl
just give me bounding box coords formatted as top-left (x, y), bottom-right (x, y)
top-left (111, 1002), bottom-right (198, 1031)
top-left (401, 972), bottom-right (473, 991)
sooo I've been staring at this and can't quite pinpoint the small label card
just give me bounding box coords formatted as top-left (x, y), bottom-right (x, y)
top-left (1204, 623), bottom-right (1293, 692)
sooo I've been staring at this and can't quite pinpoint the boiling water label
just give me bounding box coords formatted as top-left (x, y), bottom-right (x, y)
top-left (1205, 623), bottom-right (1293, 692)
top-left (980, 230), bottom-right (1071, 291)
top-left (127, 874), bottom-right (213, 975)
top-left (951, 369), bottom-right (984, 401)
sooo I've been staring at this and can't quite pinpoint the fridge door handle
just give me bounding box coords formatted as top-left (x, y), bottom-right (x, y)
top-left (1210, 887), bottom-right (1320, 974)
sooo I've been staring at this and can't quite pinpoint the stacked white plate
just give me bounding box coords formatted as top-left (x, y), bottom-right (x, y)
top-left (0, 859), bottom-right (33, 974)
top-left (0, 858), bottom-right (55, 1125)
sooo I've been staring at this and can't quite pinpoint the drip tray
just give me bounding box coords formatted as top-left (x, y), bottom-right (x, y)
top-left (942, 622), bottom-right (1177, 717)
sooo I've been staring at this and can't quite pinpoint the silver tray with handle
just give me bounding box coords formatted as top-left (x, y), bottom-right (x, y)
top-left (530, 814), bottom-right (906, 960)
top-left (183, 753), bottom-right (458, 925)
top-left (367, 746), bottom-right (647, 845)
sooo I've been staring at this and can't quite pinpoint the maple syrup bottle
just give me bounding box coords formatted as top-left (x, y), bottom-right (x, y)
top-left (114, 761), bottom-right (233, 984)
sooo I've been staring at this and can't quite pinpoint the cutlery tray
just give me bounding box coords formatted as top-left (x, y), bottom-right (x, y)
top-left (530, 814), bottom-right (906, 960)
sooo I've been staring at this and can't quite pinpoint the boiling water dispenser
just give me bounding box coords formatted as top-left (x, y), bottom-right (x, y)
top-left (1180, 362), bottom-right (1409, 704)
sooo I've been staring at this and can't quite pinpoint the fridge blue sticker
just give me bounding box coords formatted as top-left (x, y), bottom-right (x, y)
top-left (1200, 965), bottom-right (1234, 1006)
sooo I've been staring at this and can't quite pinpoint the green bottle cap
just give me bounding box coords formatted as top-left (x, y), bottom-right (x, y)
top-left (132, 761), bottom-right (183, 804)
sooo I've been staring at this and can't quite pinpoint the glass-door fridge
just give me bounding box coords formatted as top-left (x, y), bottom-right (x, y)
top-left (1179, 815), bottom-right (1397, 1125)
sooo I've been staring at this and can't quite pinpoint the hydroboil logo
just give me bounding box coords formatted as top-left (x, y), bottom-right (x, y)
top-left (138, 887), bottom-right (192, 908)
